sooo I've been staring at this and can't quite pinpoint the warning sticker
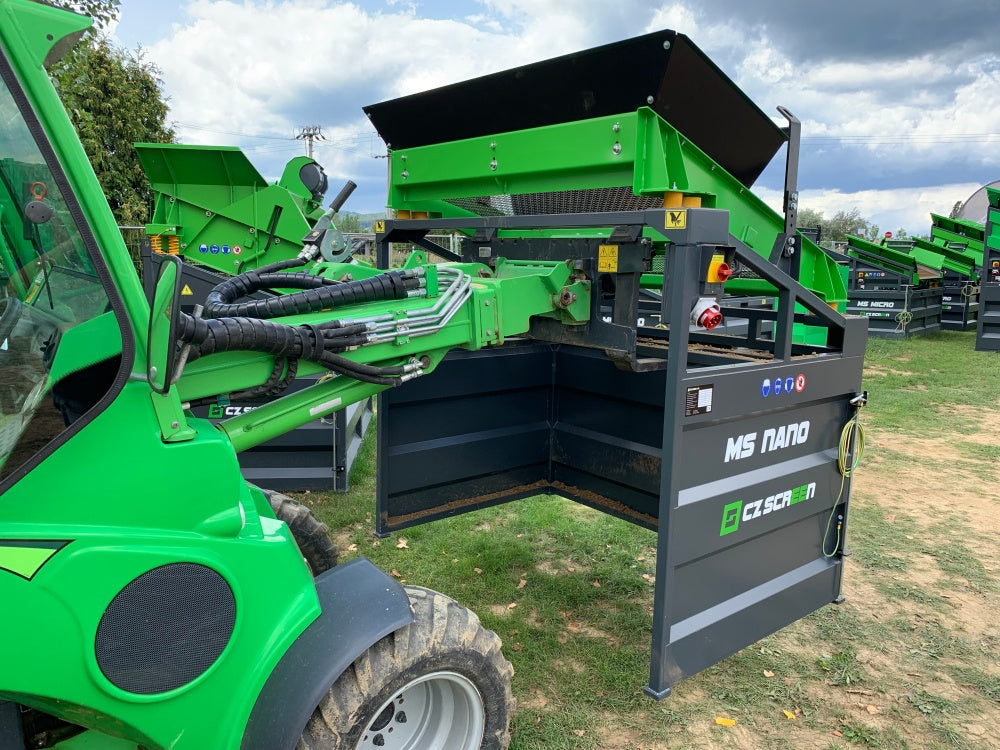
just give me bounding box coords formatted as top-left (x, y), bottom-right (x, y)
top-left (181, 284), bottom-right (194, 296)
top-left (666, 209), bottom-right (687, 229)
top-left (598, 244), bottom-right (619, 272)
top-left (373, 219), bottom-right (386, 234)
top-left (685, 383), bottom-right (713, 416)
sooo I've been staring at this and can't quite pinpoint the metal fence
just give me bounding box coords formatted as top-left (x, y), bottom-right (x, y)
top-left (118, 225), bottom-right (146, 275)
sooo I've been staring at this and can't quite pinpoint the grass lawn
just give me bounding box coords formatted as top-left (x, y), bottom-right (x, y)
top-left (298, 329), bottom-right (999, 749)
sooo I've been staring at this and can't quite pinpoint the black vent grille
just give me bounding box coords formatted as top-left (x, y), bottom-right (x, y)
top-left (95, 563), bottom-right (236, 694)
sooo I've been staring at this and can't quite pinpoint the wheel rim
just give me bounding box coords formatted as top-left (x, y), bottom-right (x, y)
top-left (356, 670), bottom-right (485, 750)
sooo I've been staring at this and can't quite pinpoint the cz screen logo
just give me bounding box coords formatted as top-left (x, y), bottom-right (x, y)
top-left (719, 482), bottom-right (816, 536)
top-left (208, 404), bottom-right (257, 418)
top-left (720, 501), bottom-right (742, 536)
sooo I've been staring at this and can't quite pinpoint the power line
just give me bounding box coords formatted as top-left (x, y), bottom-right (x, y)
top-left (296, 125), bottom-right (326, 158)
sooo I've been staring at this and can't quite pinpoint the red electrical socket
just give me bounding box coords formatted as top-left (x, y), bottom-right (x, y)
top-left (691, 297), bottom-right (723, 329)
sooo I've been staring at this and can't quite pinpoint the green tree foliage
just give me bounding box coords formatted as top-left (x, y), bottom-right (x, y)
top-left (334, 212), bottom-right (362, 233)
top-left (35, 0), bottom-right (120, 31)
top-left (44, 0), bottom-right (174, 226)
top-left (797, 206), bottom-right (883, 246)
top-left (948, 200), bottom-right (964, 220)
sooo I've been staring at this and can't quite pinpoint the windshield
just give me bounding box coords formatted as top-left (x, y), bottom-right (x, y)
top-left (0, 64), bottom-right (122, 481)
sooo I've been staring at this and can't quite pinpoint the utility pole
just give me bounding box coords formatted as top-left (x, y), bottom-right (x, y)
top-left (296, 125), bottom-right (326, 158)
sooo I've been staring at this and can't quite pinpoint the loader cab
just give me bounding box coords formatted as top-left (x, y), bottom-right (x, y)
top-left (0, 44), bottom-right (127, 486)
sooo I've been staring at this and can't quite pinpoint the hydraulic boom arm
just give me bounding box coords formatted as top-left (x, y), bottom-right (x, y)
top-left (170, 252), bottom-right (591, 451)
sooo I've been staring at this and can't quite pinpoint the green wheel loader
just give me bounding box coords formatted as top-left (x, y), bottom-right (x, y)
top-left (0, 3), bottom-right (521, 748)
top-left (0, 2), bottom-right (866, 748)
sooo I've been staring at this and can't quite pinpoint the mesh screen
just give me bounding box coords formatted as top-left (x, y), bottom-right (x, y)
top-left (730, 258), bottom-right (762, 280)
top-left (95, 563), bottom-right (236, 694)
top-left (447, 187), bottom-right (665, 216)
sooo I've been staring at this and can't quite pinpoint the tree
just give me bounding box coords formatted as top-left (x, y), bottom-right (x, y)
top-left (50, 40), bottom-right (174, 225)
top-left (948, 200), bottom-right (964, 220)
top-left (796, 206), bottom-right (881, 247)
top-left (334, 212), bottom-right (362, 233)
top-left (44, 0), bottom-right (120, 31)
top-left (44, 0), bottom-right (174, 226)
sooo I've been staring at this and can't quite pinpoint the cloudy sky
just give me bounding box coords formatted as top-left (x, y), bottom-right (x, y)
top-left (108, 0), bottom-right (1000, 234)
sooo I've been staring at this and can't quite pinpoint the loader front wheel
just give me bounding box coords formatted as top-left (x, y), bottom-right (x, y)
top-left (264, 488), bottom-right (339, 575)
top-left (297, 585), bottom-right (514, 750)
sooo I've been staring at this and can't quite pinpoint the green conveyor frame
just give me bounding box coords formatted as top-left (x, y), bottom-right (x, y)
top-left (883, 236), bottom-right (978, 280)
top-left (929, 213), bottom-right (985, 268)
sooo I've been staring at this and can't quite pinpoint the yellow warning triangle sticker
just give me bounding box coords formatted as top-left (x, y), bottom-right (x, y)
top-left (181, 284), bottom-right (194, 296)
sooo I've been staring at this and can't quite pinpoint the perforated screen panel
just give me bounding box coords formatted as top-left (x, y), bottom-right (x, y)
top-left (95, 563), bottom-right (235, 695)
top-left (447, 187), bottom-right (666, 217)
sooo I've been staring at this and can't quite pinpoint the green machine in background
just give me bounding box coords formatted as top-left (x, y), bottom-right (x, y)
top-left (842, 234), bottom-right (944, 338)
top-left (137, 143), bottom-right (360, 272)
top-left (882, 233), bottom-right (980, 331)
top-left (135, 143), bottom-right (374, 493)
top-left (930, 212), bottom-right (986, 267)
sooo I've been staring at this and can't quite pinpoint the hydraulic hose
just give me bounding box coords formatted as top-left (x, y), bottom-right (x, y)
top-left (177, 264), bottom-right (467, 387)
top-left (256, 256), bottom-right (308, 274)
top-left (203, 268), bottom-right (422, 320)
top-left (176, 313), bottom-right (409, 385)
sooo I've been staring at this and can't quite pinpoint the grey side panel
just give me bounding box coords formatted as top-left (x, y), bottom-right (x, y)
top-left (939, 281), bottom-right (979, 332)
top-left (377, 342), bottom-right (864, 697)
top-left (649, 353), bottom-right (863, 695)
top-left (241, 558), bottom-right (412, 750)
top-left (977, 283), bottom-right (1000, 350)
top-left (376, 343), bottom-right (553, 534)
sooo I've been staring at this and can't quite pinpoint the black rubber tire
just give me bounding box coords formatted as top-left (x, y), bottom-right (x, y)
top-left (297, 585), bottom-right (514, 750)
top-left (263, 488), bottom-right (339, 575)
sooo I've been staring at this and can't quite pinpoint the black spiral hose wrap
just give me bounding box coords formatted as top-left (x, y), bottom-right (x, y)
top-left (174, 265), bottom-right (425, 385)
top-left (203, 269), bottom-right (418, 320)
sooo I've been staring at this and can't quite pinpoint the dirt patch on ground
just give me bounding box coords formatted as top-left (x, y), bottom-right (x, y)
top-left (856, 428), bottom-right (1000, 531)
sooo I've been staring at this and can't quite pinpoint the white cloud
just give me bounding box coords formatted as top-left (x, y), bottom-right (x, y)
top-left (122, 0), bottom-right (1000, 216)
top-left (755, 183), bottom-right (982, 237)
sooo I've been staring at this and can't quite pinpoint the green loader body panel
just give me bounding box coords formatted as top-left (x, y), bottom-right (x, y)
top-left (0, 3), bottom-right (590, 745)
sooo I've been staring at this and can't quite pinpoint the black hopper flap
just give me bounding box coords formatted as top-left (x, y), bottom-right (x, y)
top-left (363, 29), bottom-right (786, 188)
